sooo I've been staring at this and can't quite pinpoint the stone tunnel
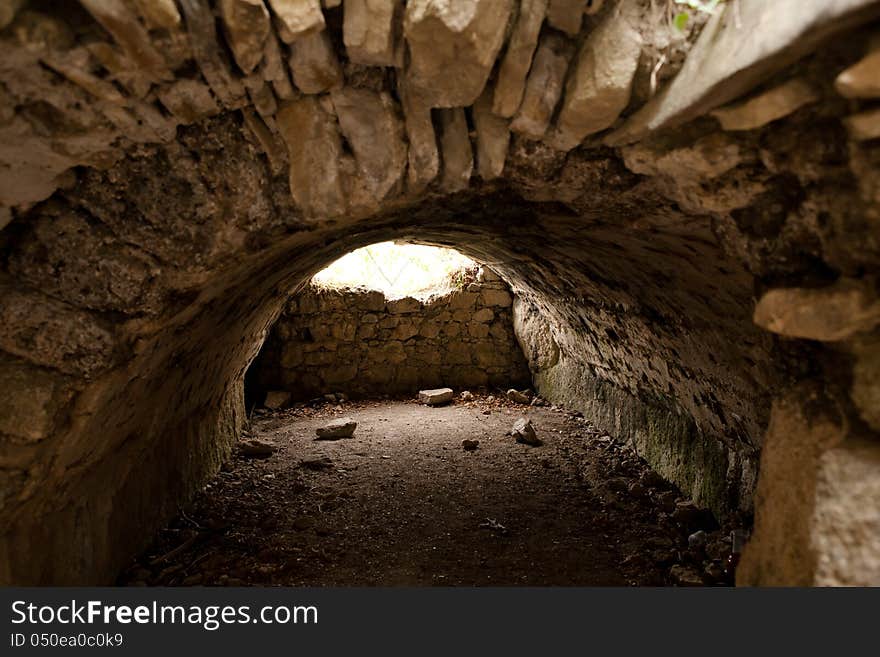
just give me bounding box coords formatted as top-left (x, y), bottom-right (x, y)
top-left (1, 0), bottom-right (879, 586)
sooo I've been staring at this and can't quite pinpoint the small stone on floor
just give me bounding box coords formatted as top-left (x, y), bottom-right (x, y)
top-left (512, 417), bottom-right (542, 446)
top-left (419, 388), bottom-right (454, 405)
top-left (315, 417), bottom-right (357, 440)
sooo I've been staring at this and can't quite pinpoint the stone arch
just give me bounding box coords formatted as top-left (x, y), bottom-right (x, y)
top-left (1, 0), bottom-right (879, 585)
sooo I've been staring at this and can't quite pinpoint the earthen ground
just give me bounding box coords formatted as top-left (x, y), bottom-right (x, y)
top-left (119, 394), bottom-right (729, 587)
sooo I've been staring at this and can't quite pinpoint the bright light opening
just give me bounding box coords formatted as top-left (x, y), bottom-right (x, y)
top-left (312, 242), bottom-right (477, 300)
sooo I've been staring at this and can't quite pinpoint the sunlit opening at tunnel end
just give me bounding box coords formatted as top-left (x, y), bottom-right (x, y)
top-left (312, 242), bottom-right (477, 300)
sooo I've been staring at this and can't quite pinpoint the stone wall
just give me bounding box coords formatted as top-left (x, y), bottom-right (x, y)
top-left (250, 269), bottom-right (530, 400)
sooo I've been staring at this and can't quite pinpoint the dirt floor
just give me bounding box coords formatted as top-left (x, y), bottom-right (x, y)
top-left (119, 393), bottom-right (745, 587)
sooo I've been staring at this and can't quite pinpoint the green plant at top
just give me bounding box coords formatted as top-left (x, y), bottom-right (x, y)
top-left (673, 0), bottom-right (725, 31)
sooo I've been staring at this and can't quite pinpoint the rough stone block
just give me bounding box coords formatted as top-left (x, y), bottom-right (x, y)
top-left (276, 96), bottom-right (347, 217)
top-left (711, 79), bottom-right (818, 131)
top-left (439, 108), bottom-right (473, 192)
top-left (512, 416), bottom-right (541, 445)
top-left (343, 0), bottom-right (401, 66)
top-left (315, 417), bottom-right (357, 439)
top-left (835, 42), bottom-right (880, 98)
top-left (554, 6), bottom-right (642, 149)
top-left (387, 297), bottom-right (421, 314)
top-left (0, 359), bottom-right (66, 442)
top-left (419, 388), bottom-right (454, 405)
top-left (288, 30), bottom-right (342, 94)
top-left (813, 440), bottom-right (880, 586)
top-left (268, 0), bottom-right (325, 43)
top-left (843, 108), bottom-right (880, 141)
top-left (481, 289), bottom-right (512, 307)
top-left (510, 33), bottom-right (574, 140)
top-left (753, 279), bottom-right (880, 341)
top-left (331, 87), bottom-right (407, 202)
top-left (220, 0), bottom-right (271, 74)
top-left (492, 0), bottom-right (547, 118)
top-left (473, 87), bottom-right (510, 180)
top-left (403, 0), bottom-right (512, 107)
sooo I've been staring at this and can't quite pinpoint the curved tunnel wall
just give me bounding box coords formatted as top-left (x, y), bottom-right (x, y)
top-left (0, 0), bottom-right (879, 585)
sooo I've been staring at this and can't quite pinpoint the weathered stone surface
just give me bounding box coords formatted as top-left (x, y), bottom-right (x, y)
top-left (242, 108), bottom-right (286, 173)
top-left (513, 300), bottom-right (560, 373)
top-left (554, 8), bottom-right (642, 149)
top-left (510, 33), bottom-right (574, 139)
top-left (0, 285), bottom-right (116, 377)
top-left (621, 132), bottom-right (761, 215)
top-left (507, 388), bottom-right (530, 404)
top-left (343, 0), bottom-right (401, 66)
top-left (492, 0), bottom-right (547, 118)
top-left (0, 0), bottom-right (25, 30)
top-left (245, 76), bottom-right (278, 119)
top-left (131, 0), bottom-right (180, 29)
top-left (835, 43), bottom-right (880, 98)
top-left (263, 390), bottom-right (291, 409)
top-left (473, 307), bottom-right (494, 323)
top-left (439, 108), bottom-right (473, 192)
top-left (851, 339), bottom-right (880, 431)
top-left (420, 388), bottom-right (454, 405)
top-left (387, 297), bottom-right (421, 314)
top-left (81, 40), bottom-right (152, 98)
top-left (331, 87), bottom-right (407, 202)
top-left (546, 0), bottom-right (583, 36)
top-left (220, 0), bottom-right (271, 75)
top-left (753, 279), bottom-right (880, 341)
top-left (813, 440), bottom-right (880, 586)
top-left (179, 0), bottom-right (246, 106)
top-left (288, 30), bottom-right (343, 94)
top-left (276, 97), bottom-right (347, 217)
top-left (711, 79), bottom-right (819, 131)
top-left (473, 87), bottom-right (510, 180)
top-left (0, 358), bottom-right (66, 442)
top-left (607, 0), bottom-right (880, 145)
top-left (843, 108), bottom-right (880, 141)
top-left (404, 0), bottom-right (513, 107)
top-left (482, 289), bottom-right (513, 307)
top-left (512, 417), bottom-right (541, 445)
top-left (622, 130), bottom-right (742, 178)
top-left (398, 80), bottom-right (439, 190)
top-left (80, 0), bottom-right (171, 81)
top-left (738, 386), bottom-right (844, 586)
top-left (156, 79), bottom-right (220, 123)
top-left (261, 31), bottom-right (295, 99)
top-left (315, 417), bottom-right (357, 439)
top-left (268, 0), bottom-right (325, 43)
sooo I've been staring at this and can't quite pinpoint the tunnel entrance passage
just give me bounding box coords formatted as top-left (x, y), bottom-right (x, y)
top-left (245, 245), bottom-right (531, 407)
top-left (119, 394), bottom-right (737, 587)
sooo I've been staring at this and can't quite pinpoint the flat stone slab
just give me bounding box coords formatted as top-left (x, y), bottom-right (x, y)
top-left (419, 388), bottom-right (454, 406)
top-left (315, 417), bottom-right (357, 440)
